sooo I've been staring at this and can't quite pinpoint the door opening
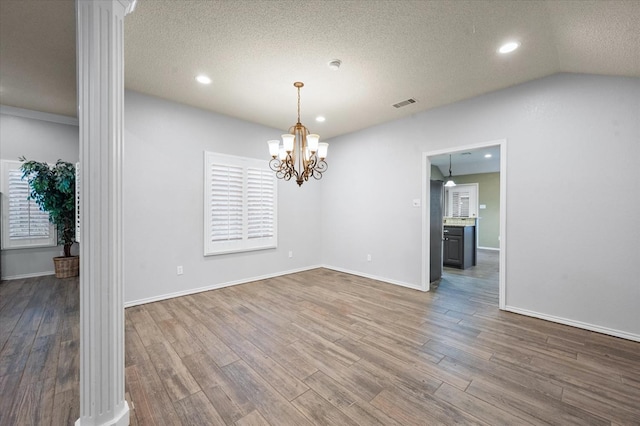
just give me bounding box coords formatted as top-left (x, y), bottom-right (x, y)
top-left (421, 139), bottom-right (507, 309)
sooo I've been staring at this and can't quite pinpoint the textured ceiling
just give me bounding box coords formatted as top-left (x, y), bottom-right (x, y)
top-left (431, 146), bottom-right (501, 177)
top-left (1, 0), bottom-right (639, 139)
top-left (0, 0), bottom-right (77, 118)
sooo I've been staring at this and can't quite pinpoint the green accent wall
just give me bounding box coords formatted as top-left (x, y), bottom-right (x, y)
top-left (430, 165), bottom-right (444, 180)
top-left (451, 172), bottom-right (500, 249)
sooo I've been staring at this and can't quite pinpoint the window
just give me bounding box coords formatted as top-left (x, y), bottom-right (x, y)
top-left (204, 152), bottom-right (277, 255)
top-left (452, 191), bottom-right (470, 217)
top-left (445, 183), bottom-right (478, 218)
top-left (75, 162), bottom-right (80, 243)
top-left (1, 160), bottom-right (57, 249)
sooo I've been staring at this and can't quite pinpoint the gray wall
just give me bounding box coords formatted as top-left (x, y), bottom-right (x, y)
top-left (321, 73), bottom-right (640, 337)
top-left (4, 75), bottom-right (639, 340)
top-left (0, 111), bottom-right (79, 279)
top-left (452, 172), bottom-right (500, 249)
top-left (123, 91), bottom-right (323, 304)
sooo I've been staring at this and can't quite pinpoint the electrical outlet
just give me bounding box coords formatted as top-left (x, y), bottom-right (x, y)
top-left (288, 251), bottom-right (293, 258)
top-left (177, 266), bottom-right (183, 275)
top-left (367, 254), bottom-right (372, 262)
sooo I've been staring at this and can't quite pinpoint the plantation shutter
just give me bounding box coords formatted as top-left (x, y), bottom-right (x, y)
top-left (7, 169), bottom-right (51, 239)
top-left (451, 190), bottom-right (470, 218)
top-left (75, 162), bottom-right (80, 243)
top-left (1, 160), bottom-right (56, 249)
top-left (210, 163), bottom-right (244, 242)
top-left (446, 184), bottom-right (478, 218)
top-left (204, 152), bottom-right (277, 255)
top-left (247, 168), bottom-right (275, 239)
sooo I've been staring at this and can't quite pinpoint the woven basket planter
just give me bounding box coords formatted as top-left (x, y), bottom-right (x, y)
top-left (53, 256), bottom-right (79, 278)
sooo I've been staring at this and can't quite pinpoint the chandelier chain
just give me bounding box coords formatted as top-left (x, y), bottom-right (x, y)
top-left (297, 86), bottom-right (301, 123)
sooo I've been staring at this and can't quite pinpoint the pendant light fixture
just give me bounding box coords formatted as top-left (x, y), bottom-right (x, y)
top-left (444, 154), bottom-right (456, 187)
top-left (267, 82), bottom-right (328, 187)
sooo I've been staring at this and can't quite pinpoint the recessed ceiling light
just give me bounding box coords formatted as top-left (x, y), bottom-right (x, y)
top-left (316, 116), bottom-right (326, 122)
top-left (196, 75), bottom-right (212, 85)
top-left (484, 154), bottom-right (492, 158)
top-left (328, 59), bottom-right (342, 71)
top-left (498, 42), bottom-right (520, 54)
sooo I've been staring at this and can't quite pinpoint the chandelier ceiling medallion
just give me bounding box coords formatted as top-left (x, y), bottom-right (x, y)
top-left (267, 82), bottom-right (328, 187)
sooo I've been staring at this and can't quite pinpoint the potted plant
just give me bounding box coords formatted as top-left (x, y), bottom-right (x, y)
top-left (20, 157), bottom-right (78, 278)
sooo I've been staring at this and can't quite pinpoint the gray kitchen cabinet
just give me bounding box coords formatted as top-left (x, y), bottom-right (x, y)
top-left (443, 226), bottom-right (476, 269)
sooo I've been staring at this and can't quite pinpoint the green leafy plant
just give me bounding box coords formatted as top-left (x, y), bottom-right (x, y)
top-left (19, 157), bottom-right (76, 257)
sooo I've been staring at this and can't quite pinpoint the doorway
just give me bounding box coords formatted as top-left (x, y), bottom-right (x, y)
top-left (421, 139), bottom-right (507, 309)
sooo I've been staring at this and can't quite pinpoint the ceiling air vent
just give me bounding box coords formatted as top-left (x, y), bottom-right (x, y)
top-left (392, 98), bottom-right (417, 109)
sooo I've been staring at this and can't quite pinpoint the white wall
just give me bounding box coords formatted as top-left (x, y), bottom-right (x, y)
top-left (0, 110), bottom-right (79, 279)
top-left (123, 91), bottom-right (322, 304)
top-left (321, 73), bottom-right (640, 338)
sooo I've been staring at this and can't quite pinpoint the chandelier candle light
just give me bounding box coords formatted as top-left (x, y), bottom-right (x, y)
top-left (267, 82), bottom-right (328, 187)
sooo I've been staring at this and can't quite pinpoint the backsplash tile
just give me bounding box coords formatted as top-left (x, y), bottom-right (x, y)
top-left (443, 217), bottom-right (476, 226)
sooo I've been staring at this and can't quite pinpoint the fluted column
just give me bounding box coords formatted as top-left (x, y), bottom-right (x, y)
top-left (76, 1), bottom-right (135, 425)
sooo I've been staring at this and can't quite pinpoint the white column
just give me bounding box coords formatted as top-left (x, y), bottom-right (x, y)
top-left (76, 1), bottom-right (135, 425)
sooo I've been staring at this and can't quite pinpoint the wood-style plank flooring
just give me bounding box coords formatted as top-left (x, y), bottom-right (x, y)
top-left (2, 251), bottom-right (640, 425)
top-left (0, 275), bottom-right (79, 425)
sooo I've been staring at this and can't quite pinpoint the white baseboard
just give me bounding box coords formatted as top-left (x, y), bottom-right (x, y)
top-left (1, 271), bottom-right (55, 281)
top-left (477, 246), bottom-right (500, 251)
top-left (505, 305), bottom-right (640, 343)
top-left (124, 265), bottom-right (323, 308)
top-left (321, 265), bottom-right (423, 291)
top-left (123, 265), bottom-right (639, 343)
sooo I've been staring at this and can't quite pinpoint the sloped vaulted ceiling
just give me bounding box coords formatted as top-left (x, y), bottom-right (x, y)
top-left (0, 0), bottom-right (638, 139)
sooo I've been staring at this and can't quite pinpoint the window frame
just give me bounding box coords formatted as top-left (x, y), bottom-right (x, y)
top-left (1, 159), bottom-right (57, 250)
top-left (204, 152), bottom-right (277, 256)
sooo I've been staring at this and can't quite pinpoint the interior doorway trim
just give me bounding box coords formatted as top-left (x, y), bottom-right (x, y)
top-left (421, 138), bottom-right (507, 310)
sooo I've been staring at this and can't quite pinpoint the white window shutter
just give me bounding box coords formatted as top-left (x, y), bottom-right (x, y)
top-left (75, 162), bottom-right (80, 243)
top-left (247, 168), bottom-right (275, 239)
top-left (446, 183), bottom-right (478, 218)
top-left (210, 163), bottom-right (244, 242)
top-left (204, 152), bottom-right (277, 255)
top-left (451, 190), bottom-right (470, 217)
top-left (1, 160), bottom-right (56, 249)
top-left (8, 169), bottom-right (51, 239)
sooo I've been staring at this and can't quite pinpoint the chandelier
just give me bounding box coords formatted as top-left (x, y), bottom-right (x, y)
top-left (267, 82), bottom-right (328, 186)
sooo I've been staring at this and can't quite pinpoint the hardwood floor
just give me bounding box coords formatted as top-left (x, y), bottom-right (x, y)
top-left (0, 275), bottom-right (79, 426)
top-left (2, 256), bottom-right (640, 425)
